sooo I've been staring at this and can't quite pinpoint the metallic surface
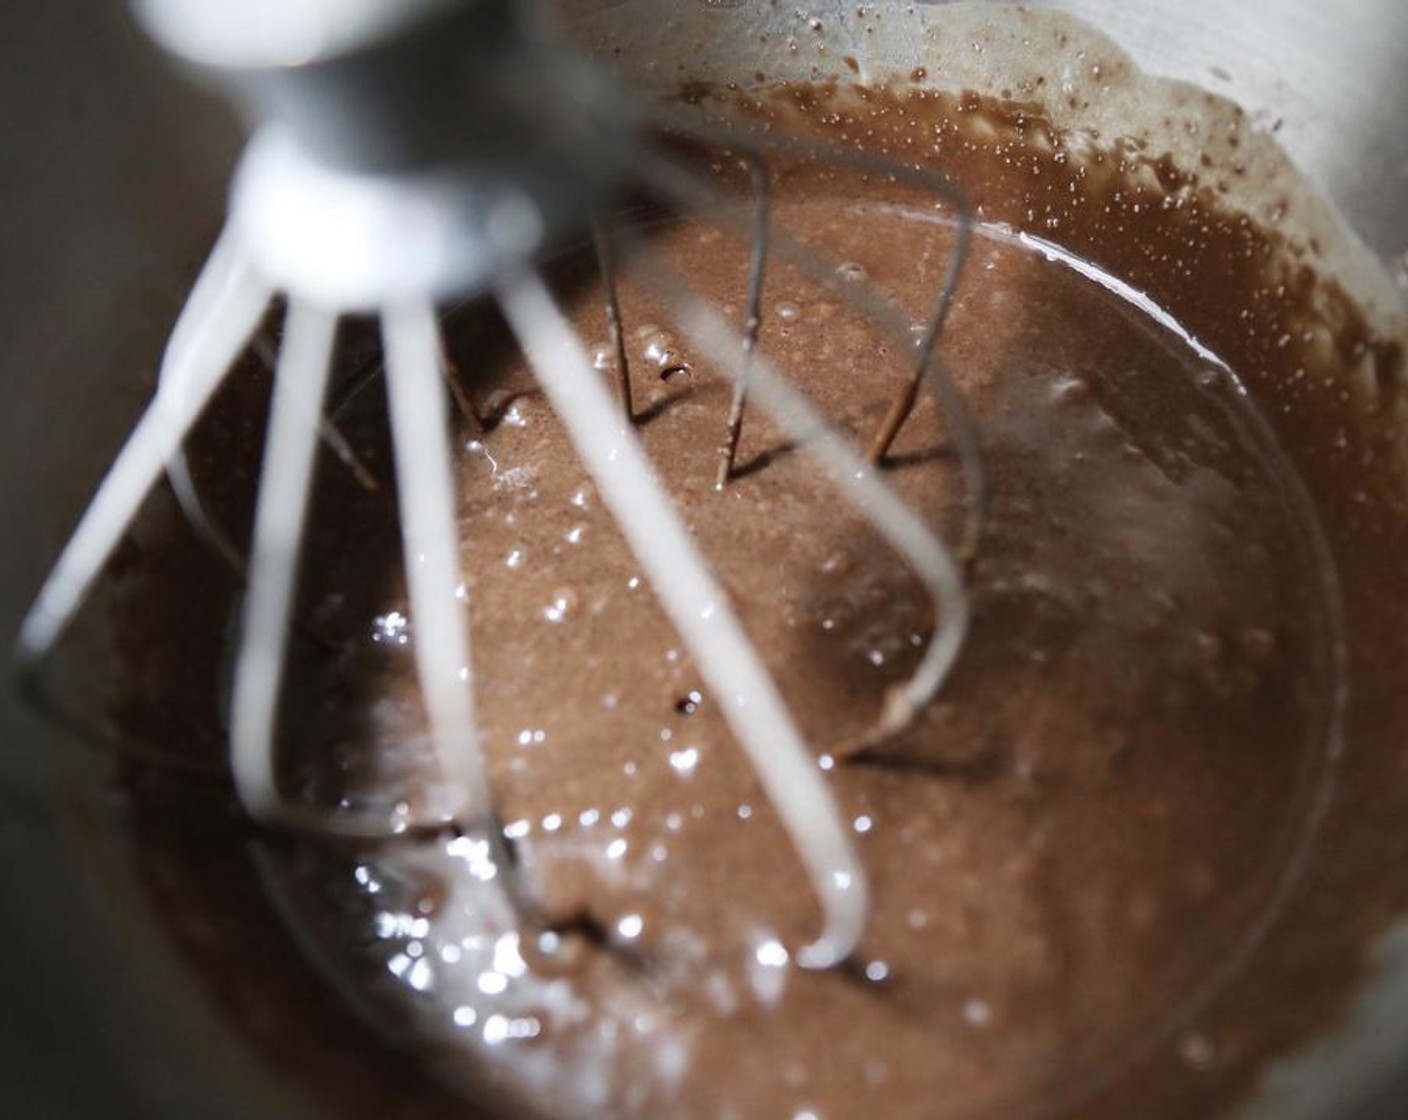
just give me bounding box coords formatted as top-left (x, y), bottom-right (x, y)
top-left (0, 1), bottom-right (1405, 1117)
top-left (1030, 0), bottom-right (1408, 279)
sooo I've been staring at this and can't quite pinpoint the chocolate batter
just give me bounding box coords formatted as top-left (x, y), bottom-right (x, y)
top-left (94, 75), bottom-right (1408, 1120)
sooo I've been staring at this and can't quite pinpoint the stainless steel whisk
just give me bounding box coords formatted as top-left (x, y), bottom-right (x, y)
top-left (16, 0), bottom-right (979, 969)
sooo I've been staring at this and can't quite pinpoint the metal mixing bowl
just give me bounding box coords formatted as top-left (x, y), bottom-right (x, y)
top-left (1, 1), bottom-right (1404, 1116)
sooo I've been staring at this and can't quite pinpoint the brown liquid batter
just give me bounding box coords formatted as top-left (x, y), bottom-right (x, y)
top-left (102, 79), bottom-right (1408, 1120)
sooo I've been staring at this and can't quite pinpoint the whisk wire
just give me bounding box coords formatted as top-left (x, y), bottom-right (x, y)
top-left (623, 242), bottom-right (971, 752)
top-left (382, 301), bottom-right (492, 828)
top-left (15, 239), bottom-right (271, 665)
top-left (716, 156), bottom-right (769, 490)
top-left (230, 299), bottom-right (340, 827)
top-left (496, 267), bottom-right (866, 969)
top-left (592, 220), bottom-right (635, 424)
top-left (641, 144), bottom-right (986, 564)
top-left (436, 330), bottom-right (486, 432)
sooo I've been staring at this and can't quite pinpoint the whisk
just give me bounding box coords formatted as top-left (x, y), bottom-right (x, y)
top-left (15, 0), bottom-right (980, 970)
